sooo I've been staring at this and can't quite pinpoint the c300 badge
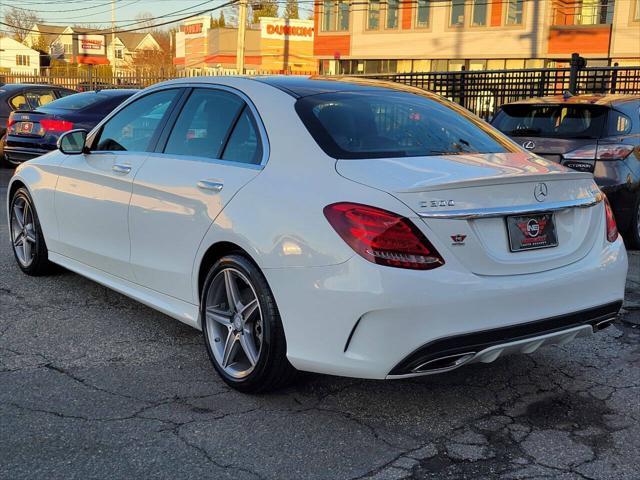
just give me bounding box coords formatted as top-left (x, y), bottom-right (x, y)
top-left (451, 234), bottom-right (467, 246)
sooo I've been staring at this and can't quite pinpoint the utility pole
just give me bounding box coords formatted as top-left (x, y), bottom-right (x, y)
top-left (111, 0), bottom-right (116, 77)
top-left (236, 0), bottom-right (247, 74)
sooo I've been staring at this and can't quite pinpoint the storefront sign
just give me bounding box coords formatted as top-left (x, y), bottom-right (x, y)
top-left (260, 18), bottom-right (314, 42)
top-left (77, 35), bottom-right (105, 56)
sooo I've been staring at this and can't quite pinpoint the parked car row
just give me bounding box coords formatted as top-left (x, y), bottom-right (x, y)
top-left (6, 77), bottom-right (629, 392)
top-left (491, 94), bottom-right (640, 247)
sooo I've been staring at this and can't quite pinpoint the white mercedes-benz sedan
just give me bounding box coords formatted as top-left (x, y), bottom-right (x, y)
top-left (7, 77), bottom-right (627, 392)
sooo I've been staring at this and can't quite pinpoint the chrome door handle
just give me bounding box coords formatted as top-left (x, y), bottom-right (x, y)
top-left (112, 164), bottom-right (132, 174)
top-left (197, 180), bottom-right (224, 193)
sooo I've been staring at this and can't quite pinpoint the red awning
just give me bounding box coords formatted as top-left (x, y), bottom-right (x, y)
top-left (77, 56), bottom-right (110, 65)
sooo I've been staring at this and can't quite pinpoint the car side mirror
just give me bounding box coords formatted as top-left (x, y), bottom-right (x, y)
top-left (58, 129), bottom-right (88, 155)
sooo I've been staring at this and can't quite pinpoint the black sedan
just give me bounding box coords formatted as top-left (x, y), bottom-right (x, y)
top-left (492, 94), bottom-right (640, 247)
top-left (1, 89), bottom-right (136, 167)
top-left (0, 84), bottom-right (76, 161)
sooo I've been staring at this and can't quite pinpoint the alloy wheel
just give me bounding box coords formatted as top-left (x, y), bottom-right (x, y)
top-left (205, 268), bottom-right (264, 379)
top-left (10, 196), bottom-right (37, 267)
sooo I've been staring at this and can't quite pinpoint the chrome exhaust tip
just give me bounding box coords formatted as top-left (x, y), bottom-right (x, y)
top-left (411, 352), bottom-right (476, 374)
top-left (595, 317), bottom-right (616, 331)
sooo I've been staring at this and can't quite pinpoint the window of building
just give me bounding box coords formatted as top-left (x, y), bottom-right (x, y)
top-left (386, 0), bottom-right (399, 28)
top-left (115, 48), bottom-right (124, 59)
top-left (368, 0), bottom-right (380, 29)
top-left (415, 0), bottom-right (430, 28)
top-left (450, 0), bottom-right (465, 26)
top-left (63, 43), bottom-right (72, 54)
top-left (506, 0), bottom-right (524, 25)
top-left (322, 0), bottom-right (336, 31)
top-left (322, 0), bottom-right (349, 31)
top-left (634, 0), bottom-right (640, 20)
top-left (471, 0), bottom-right (488, 26)
top-left (338, 1), bottom-right (350, 30)
top-left (15, 55), bottom-right (30, 66)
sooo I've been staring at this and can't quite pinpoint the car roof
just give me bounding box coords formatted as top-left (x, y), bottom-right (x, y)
top-left (79, 89), bottom-right (138, 96)
top-left (503, 94), bottom-right (640, 107)
top-left (0, 83), bottom-right (71, 91)
top-left (149, 75), bottom-right (443, 101)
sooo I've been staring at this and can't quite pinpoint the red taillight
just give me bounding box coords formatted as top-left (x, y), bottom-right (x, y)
top-left (324, 202), bottom-right (444, 270)
top-left (7, 113), bottom-right (15, 128)
top-left (603, 195), bottom-right (618, 243)
top-left (563, 144), bottom-right (634, 161)
top-left (40, 119), bottom-right (74, 132)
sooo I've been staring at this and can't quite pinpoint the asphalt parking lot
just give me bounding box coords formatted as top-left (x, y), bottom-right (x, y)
top-left (1, 167), bottom-right (639, 480)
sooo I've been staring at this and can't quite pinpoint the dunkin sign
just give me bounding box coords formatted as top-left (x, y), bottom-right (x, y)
top-left (260, 18), bottom-right (314, 42)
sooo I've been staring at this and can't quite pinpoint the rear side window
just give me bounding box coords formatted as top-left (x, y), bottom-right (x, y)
top-left (94, 89), bottom-right (178, 152)
top-left (493, 105), bottom-right (607, 139)
top-left (165, 89), bottom-right (245, 159)
top-left (608, 110), bottom-right (632, 135)
top-left (221, 108), bottom-right (263, 164)
top-left (296, 91), bottom-right (514, 159)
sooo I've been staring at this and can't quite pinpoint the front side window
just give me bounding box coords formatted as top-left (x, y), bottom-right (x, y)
top-left (296, 91), bottom-right (516, 159)
top-left (94, 89), bottom-right (178, 152)
top-left (165, 89), bottom-right (245, 159)
top-left (386, 0), bottom-right (399, 28)
top-left (450, 0), bottom-right (465, 26)
top-left (368, 0), bottom-right (380, 29)
top-left (416, 0), bottom-right (430, 28)
top-left (506, 0), bottom-right (524, 25)
top-left (472, 0), bottom-right (488, 26)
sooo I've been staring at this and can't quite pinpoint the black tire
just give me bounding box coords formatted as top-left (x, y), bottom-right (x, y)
top-left (201, 254), bottom-right (297, 393)
top-left (624, 194), bottom-right (640, 250)
top-left (9, 187), bottom-right (52, 275)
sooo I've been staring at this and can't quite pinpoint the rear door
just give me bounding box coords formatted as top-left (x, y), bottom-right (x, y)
top-left (54, 88), bottom-right (182, 279)
top-left (128, 86), bottom-right (266, 303)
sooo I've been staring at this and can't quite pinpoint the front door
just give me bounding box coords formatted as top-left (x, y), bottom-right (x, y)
top-left (54, 89), bottom-right (182, 279)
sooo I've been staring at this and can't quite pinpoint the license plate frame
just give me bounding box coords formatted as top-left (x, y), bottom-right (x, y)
top-left (506, 213), bottom-right (558, 252)
top-left (17, 122), bottom-right (34, 134)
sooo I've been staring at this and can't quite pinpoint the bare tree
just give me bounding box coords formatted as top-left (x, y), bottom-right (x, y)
top-left (4, 7), bottom-right (42, 42)
top-left (134, 12), bottom-right (156, 32)
top-left (284, 0), bottom-right (299, 19)
top-left (252, 0), bottom-right (279, 24)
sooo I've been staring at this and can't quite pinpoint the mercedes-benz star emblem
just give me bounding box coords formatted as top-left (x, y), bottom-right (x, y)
top-left (523, 140), bottom-right (536, 150)
top-left (534, 183), bottom-right (548, 202)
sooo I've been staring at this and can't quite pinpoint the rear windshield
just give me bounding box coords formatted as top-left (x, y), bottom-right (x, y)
top-left (295, 91), bottom-right (515, 159)
top-left (39, 92), bottom-right (127, 111)
top-left (493, 104), bottom-right (608, 139)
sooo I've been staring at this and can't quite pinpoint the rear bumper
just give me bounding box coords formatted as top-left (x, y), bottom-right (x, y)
top-left (264, 236), bottom-right (627, 380)
top-left (3, 146), bottom-right (51, 164)
top-left (388, 301), bottom-right (621, 377)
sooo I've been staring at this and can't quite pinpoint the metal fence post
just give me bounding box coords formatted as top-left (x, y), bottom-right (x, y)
top-left (611, 62), bottom-right (619, 94)
top-left (569, 52), bottom-right (586, 94)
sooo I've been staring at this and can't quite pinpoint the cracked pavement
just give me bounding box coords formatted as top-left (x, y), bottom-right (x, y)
top-left (1, 168), bottom-right (639, 480)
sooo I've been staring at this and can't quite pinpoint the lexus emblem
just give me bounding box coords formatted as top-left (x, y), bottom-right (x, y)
top-left (523, 140), bottom-right (536, 150)
top-left (534, 183), bottom-right (548, 202)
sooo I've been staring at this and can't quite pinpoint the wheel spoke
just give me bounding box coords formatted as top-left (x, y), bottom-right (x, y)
top-left (221, 332), bottom-right (240, 368)
top-left (240, 298), bottom-right (259, 322)
top-left (13, 204), bottom-right (24, 229)
top-left (23, 238), bottom-right (32, 262)
top-left (224, 270), bottom-right (242, 311)
top-left (13, 232), bottom-right (24, 248)
top-left (239, 333), bottom-right (259, 367)
top-left (206, 306), bottom-right (232, 328)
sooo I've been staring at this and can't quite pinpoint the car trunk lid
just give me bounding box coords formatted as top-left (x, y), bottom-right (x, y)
top-left (336, 152), bottom-right (602, 276)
